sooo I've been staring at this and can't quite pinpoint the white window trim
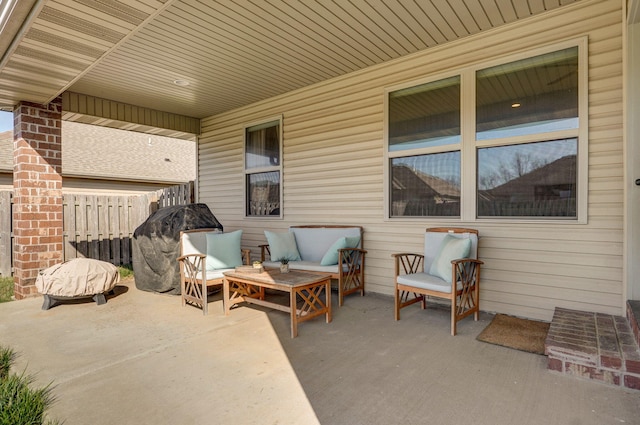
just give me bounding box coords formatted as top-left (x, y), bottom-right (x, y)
top-left (384, 37), bottom-right (588, 224)
top-left (384, 70), bottom-right (463, 221)
top-left (243, 114), bottom-right (283, 219)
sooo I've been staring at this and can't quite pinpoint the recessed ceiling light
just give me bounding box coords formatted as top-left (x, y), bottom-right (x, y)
top-left (173, 79), bottom-right (190, 87)
top-left (511, 102), bottom-right (521, 108)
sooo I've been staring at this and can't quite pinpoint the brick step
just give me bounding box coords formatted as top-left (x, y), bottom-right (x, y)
top-left (545, 305), bottom-right (640, 391)
top-left (628, 300), bottom-right (640, 347)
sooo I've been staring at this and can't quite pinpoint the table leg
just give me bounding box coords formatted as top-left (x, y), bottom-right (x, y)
top-left (290, 290), bottom-right (297, 338)
top-left (325, 278), bottom-right (332, 323)
top-left (223, 278), bottom-right (230, 316)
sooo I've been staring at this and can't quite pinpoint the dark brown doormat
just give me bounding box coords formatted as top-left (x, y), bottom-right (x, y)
top-left (476, 314), bottom-right (550, 355)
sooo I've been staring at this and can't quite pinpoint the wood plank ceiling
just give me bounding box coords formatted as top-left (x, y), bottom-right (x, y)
top-left (0, 0), bottom-right (581, 121)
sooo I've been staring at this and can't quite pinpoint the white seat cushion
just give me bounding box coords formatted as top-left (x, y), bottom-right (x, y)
top-left (196, 268), bottom-right (233, 281)
top-left (396, 272), bottom-right (459, 293)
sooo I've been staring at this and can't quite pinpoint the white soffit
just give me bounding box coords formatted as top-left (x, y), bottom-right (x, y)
top-left (0, 0), bottom-right (581, 119)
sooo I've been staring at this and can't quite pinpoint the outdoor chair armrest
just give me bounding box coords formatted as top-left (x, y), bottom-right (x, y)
top-left (391, 253), bottom-right (424, 276)
top-left (451, 258), bottom-right (483, 267)
top-left (259, 244), bottom-right (270, 262)
top-left (338, 247), bottom-right (366, 265)
top-left (241, 248), bottom-right (251, 265)
top-left (177, 254), bottom-right (207, 283)
top-left (177, 253), bottom-right (206, 263)
top-left (450, 258), bottom-right (483, 293)
top-left (337, 247), bottom-right (366, 275)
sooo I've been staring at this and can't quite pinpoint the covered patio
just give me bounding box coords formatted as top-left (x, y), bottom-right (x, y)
top-left (2, 0), bottom-right (640, 421)
top-left (1, 279), bottom-right (639, 425)
top-left (1, 0), bottom-right (639, 322)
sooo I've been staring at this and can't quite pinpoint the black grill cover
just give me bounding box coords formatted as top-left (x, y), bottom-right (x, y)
top-left (132, 203), bottom-right (223, 294)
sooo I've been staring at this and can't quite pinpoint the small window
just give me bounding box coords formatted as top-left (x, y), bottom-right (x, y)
top-left (477, 139), bottom-right (577, 217)
top-left (245, 119), bottom-right (281, 217)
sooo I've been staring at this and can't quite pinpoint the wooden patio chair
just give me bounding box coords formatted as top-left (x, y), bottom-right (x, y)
top-left (177, 228), bottom-right (250, 315)
top-left (392, 227), bottom-right (483, 335)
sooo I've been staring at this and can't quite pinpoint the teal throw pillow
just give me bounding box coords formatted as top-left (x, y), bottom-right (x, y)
top-left (429, 235), bottom-right (471, 283)
top-left (205, 230), bottom-right (243, 270)
top-left (320, 235), bottom-right (361, 266)
top-left (264, 230), bottom-right (301, 262)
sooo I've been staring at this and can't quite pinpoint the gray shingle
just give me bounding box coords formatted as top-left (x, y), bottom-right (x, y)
top-left (0, 122), bottom-right (195, 183)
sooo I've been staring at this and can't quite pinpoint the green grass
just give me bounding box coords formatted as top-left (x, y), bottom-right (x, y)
top-left (0, 277), bottom-right (13, 303)
top-left (118, 264), bottom-right (134, 279)
top-left (0, 346), bottom-right (61, 425)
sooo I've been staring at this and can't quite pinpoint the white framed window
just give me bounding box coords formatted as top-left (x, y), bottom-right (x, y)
top-left (387, 75), bottom-right (462, 218)
top-left (385, 39), bottom-right (587, 222)
top-left (244, 117), bottom-right (282, 218)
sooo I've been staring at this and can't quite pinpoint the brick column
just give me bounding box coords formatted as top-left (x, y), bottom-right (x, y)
top-left (12, 97), bottom-right (63, 299)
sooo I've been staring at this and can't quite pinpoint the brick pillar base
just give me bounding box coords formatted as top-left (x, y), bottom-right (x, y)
top-left (13, 98), bottom-right (63, 299)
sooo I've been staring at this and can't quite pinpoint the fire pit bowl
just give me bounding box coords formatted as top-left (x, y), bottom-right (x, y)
top-left (35, 258), bottom-right (120, 310)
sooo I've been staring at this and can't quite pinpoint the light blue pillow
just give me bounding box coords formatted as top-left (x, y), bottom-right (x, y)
top-left (205, 230), bottom-right (243, 270)
top-left (429, 235), bottom-right (471, 283)
top-left (264, 230), bottom-right (301, 262)
top-left (345, 235), bottom-right (361, 249)
top-left (320, 235), bottom-right (361, 266)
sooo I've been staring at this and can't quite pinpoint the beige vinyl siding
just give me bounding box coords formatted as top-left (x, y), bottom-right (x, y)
top-left (62, 92), bottom-right (200, 139)
top-left (61, 178), bottom-right (175, 195)
top-left (198, 0), bottom-right (625, 321)
top-left (0, 176), bottom-right (171, 194)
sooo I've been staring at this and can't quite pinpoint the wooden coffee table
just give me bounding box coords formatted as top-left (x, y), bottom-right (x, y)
top-left (222, 268), bottom-right (332, 338)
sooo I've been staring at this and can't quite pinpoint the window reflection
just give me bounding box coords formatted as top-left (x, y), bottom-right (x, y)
top-left (246, 171), bottom-right (280, 216)
top-left (245, 119), bottom-right (281, 217)
top-left (390, 151), bottom-right (460, 217)
top-left (245, 121), bottom-right (280, 169)
top-left (476, 47), bottom-right (578, 140)
top-left (477, 139), bottom-right (577, 217)
top-left (389, 76), bottom-right (460, 151)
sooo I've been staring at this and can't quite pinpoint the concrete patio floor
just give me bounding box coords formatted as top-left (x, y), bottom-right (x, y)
top-left (1, 278), bottom-right (639, 425)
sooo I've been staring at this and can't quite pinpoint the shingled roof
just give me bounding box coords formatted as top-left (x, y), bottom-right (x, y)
top-left (0, 122), bottom-right (195, 183)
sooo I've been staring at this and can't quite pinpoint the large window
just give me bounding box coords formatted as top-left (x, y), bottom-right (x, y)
top-left (476, 46), bottom-right (578, 218)
top-left (388, 76), bottom-right (461, 217)
top-left (477, 139), bottom-right (577, 217)
top-left (245, 118), bottom-right (282, 217)
top-left (386, 42), bottom-right (584, 220)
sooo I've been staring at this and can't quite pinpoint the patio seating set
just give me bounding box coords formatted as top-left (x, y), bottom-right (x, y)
top-left (177, 225), bottom-right (483, 337)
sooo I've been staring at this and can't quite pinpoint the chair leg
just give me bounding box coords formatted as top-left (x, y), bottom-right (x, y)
top-left (450, 297), bottom-right (457, 336)
top-left (394, 286), bottom-right (400, 321)
top-left (474, 284), bottom-right (480, 321)
top-left (201, 281), bottom-right (208, 315)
